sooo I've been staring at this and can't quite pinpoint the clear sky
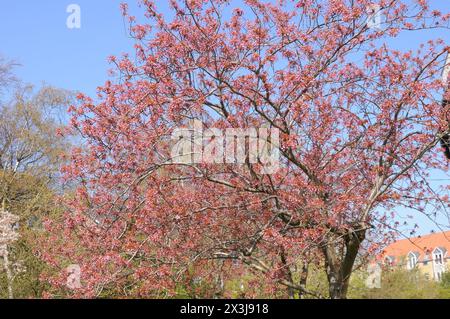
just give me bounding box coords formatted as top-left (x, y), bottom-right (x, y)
top-left (1, 0), bottom-right (449, 97)
top-left (0, 0), bottom-right (449, 236)
top-left (0, 1), bottom-right (145, 96)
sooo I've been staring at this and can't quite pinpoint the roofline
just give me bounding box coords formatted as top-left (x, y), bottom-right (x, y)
top-left (388, 230), bottom-right (450, 246)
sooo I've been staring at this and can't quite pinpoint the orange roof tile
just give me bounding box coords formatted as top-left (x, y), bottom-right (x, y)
top-left (381, 231), bottom-right (450, 263)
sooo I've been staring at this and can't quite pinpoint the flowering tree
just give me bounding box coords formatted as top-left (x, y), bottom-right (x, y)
top-left (0, 209), bottom-right (19, 299)
top-left (44, 0), bottom-right (450, 299)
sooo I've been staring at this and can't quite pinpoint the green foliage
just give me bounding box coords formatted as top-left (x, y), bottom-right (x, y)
top-left (0, 85), bottom-right (72, 299)
top-left (438, 272), bottom-right (450, 298)
top-left (301, 265), bottom-right (329, 299)
top-left (0, 239), bottom-right (49, 298)
top-left (348, 268), bottom-right (450, 299)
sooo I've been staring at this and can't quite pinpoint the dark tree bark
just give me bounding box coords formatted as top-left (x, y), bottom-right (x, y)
top-left (323, 226), bottom-right (367, 299)
top-left (298, 262), bottom-right (309, 299)
top-left (280, 248), bottom-right (295, 299)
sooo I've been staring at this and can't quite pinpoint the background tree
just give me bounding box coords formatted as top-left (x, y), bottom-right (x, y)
top-left (43, 0), bottom-right (450, 299)
top-left (0, 56), bottom-right (16, 93)
top-left (349, 268), bottom-right (450, 299)
top-left (0, 83), bottom-right (73, 298)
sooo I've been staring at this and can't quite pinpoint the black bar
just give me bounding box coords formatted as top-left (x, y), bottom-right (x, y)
top-left (0, 299), bottom-right (447, 318)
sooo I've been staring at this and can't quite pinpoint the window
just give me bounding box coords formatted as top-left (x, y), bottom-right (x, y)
top-left (434, 249), bottom-right (444, 265)
top-left (433, 247), bottom-right (446, 281)
top-left (407, 252), bottom-right (418, 270)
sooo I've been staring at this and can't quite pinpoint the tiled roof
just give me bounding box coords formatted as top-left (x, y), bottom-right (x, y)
top-left (381, 231), bottom-right (450, 263)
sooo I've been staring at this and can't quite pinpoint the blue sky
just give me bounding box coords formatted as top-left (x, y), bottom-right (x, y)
top-left (0, 1), bottom-right (142, 96)
top-left (0, 0), bottom-right (449, 236)
top-left (1, 1), bottom-right (449, 96)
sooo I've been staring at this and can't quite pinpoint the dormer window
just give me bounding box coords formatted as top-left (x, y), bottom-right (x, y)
top-left (407, 252), bottom-right (418, 270)
top-left (432, 247), bottom-right (446, 281)
top-left (433, 248), bottom-right (444, 265)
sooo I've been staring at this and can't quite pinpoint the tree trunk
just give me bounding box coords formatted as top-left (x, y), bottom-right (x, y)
top-left (3, 249), bottom-right (14, 299)
top-left (323, 226), bottom-right (367, 299)
top-left (328, 275), bottom-right (343, 299)
top-left (298, 262), bottom-right (309, 299)
top-left (280, 248), bottom-right (295, 299)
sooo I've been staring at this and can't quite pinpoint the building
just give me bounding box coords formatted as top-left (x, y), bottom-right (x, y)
top-left (381, 231), bottom-right (450, 281)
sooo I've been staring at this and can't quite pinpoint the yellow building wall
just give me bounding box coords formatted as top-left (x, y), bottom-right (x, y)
top-left (415, 260), bottom-right (448, 280)
top-left (417, 262), bottom-right (434, 279)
